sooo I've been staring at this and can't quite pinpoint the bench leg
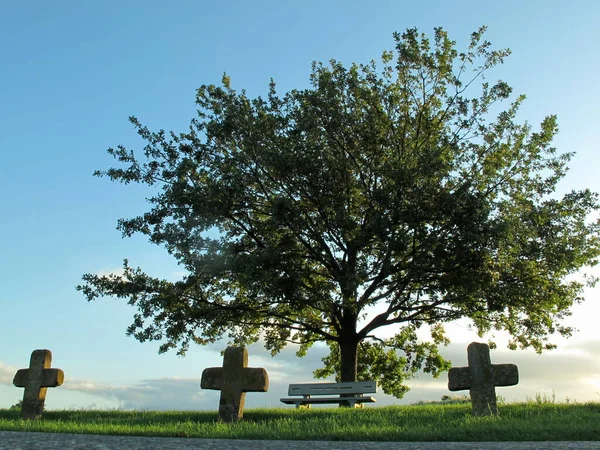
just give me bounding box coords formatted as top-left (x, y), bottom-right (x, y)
top-left (338, 396), bottom-right (357, 408)
top-left (338, 399), bottom-right (364, 408)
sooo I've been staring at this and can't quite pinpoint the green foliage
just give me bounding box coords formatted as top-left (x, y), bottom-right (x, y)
top-left (527, 391), bottom-right (557, 405)
top-left (314, 325), bottom-right (451, 397)
top-left (9, 401), bottom-right (21, 411)
top-left (78, 26), bottom-right (600, 397)
top-left (412, 395), bottom-right (471, 405)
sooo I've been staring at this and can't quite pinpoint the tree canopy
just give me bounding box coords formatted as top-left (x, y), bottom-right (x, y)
top-left (78, 27), bottom-right (600, 398)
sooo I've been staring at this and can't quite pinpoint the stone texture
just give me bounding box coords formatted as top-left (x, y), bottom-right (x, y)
top-left (201, 347), bottom-right (269, 422)
top-left (13, 349), bottom-right (64, 420)
top-left (448, 342), bottom-right (518, 416)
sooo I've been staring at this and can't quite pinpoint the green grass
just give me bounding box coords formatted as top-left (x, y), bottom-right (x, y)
top-left (0, 402), bottom-right (599, 441)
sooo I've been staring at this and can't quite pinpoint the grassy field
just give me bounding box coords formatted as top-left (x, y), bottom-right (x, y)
top-left (1, 400), bottom-right (599, 441)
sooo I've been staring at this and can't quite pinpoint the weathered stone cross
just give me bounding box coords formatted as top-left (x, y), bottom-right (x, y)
top-left (201, 346), bottom-right (269, 422)
top-left (448, 342), bottom-right (518, 416)
top-left (13, 349), bottom-right (65, 420)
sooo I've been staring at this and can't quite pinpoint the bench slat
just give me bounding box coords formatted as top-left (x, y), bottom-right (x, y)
top-left (287, 381), bottom-right (376, 396)
top-left (280, 396), bottom-right (376, 405)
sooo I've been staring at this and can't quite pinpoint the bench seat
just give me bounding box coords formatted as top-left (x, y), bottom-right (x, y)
top-left (280, 381), bottom-right (377, 408)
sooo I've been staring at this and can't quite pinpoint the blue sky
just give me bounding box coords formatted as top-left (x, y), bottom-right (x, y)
top-left (2, 0), bottom-right (600, 411)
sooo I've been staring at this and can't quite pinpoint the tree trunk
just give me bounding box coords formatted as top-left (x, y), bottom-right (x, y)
top-left (339, 338), bottom-right (358, 382)
top-left (339, 302), bottom-right (359, 381)
top-left (339, 336), bottom-right (359, 408)
top-left (338, 299), bottom-right (359, 406)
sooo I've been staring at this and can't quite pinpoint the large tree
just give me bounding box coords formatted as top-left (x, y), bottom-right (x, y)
top-left (78, 27), bottom-right (600, 398)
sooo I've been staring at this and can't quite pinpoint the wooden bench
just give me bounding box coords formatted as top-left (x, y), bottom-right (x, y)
top-left (280, 381), bottom-right (377, 408)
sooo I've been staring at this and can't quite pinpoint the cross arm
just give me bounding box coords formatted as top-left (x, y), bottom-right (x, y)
top-left (240, 368), bottom-right (269, 392)
top-left (448, 367), bottom-right (471, 391)
top-left (200, 368), bottom-right (224, 390)
top-left (13, 369), bottom-right (64, 388)
top-left (448, 363), bottom-right (518, 391)
top-left (492, 364), bottom-right (519, 387)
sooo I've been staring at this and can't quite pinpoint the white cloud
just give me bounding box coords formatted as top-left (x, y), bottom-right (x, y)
top-left (167, 270), bottom-right (189, 281)
top-left (59, 376), bottom-right (208, 410)
top-left (95, 267), bottom-right (125, 279)
top-left (0, 362), bottom-right (17, 385)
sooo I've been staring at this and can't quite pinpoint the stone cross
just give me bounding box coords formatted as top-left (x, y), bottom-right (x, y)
top-left (13, 349), bottom-right (65, 420)
top-left (448, 342), bottom-right (518, 416)
top-left (201, 346), bottom-right (269, 422)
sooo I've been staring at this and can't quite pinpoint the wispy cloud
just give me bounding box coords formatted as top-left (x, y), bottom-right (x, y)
top-left (0, 362), bottom-right (17, 385)
top-left (95, 267), bottom-right (125, 279)
top-left (51, 377), bottom-right (208, 410)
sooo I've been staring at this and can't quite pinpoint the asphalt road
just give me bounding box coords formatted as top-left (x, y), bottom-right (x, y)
top-left (0, 432), bottom-right (598, 450)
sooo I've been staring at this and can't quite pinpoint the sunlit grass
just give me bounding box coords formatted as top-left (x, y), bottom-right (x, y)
top-left (0, 400), bottom-right (598, 441)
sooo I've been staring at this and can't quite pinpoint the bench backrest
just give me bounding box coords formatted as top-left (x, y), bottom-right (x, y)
top-left (287, 381), bottom-right (377, 396)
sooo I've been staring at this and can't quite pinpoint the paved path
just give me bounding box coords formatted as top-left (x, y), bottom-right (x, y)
top-left (0, 432), bottom-right (597, 450)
